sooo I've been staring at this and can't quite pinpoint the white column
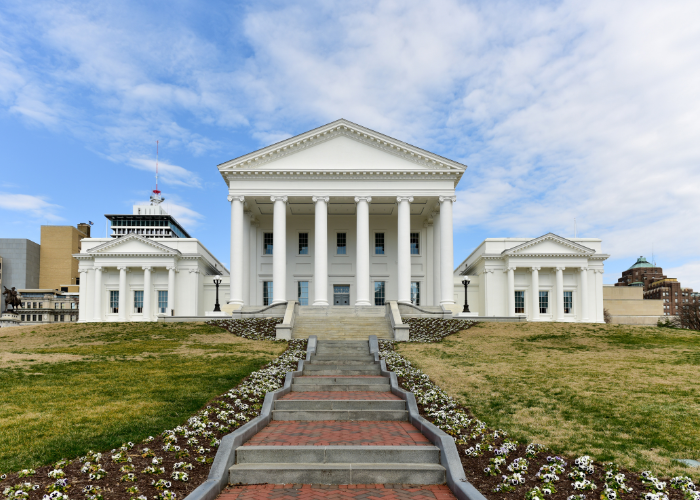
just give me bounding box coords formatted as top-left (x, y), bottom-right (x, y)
top-left (439, 196), bottom-right (456, 305)
top-left (228, 195), bottom-right (245, 305)
top-left (595, 269), bottom-right (604, 323)
top-left (506, 267), bottom-right (515, 317)
top-left (483, 269), bottom-right (492, 316)
top-left (580, 267), bottom-right (589, 322)
top-left (556, 267), bottom-right (565, 321)
top-left (313, 196), bottom-right (330, 306)
top-left (93, 267), bottom-right (102, 321)
top-left (243, 211), bottom-right (251, 305)
top-left (142, 266), bottom-right (152, 321)
top-left (117, 266), bottom-right (128, 321)
top-left (167, 266), bottom-right (177, 315)
top-left (432, 211), bottom-right (441, 306)
top-left (426, 220), bottom-right (434, 306)
top-left (354, 196), bottom-right (372, 306)
top-left (531, 267), bottom-right (540, 321)
top-left (396, 196), bottom-right (413, 304)
top-left (271, 196), bottom-right (288, 304)
top-left (190, 269), bottom-right (200, 315)
top-left (78, 270), bottom-right (88, 322)
top-left (249, 218), bottom-right (259, 306)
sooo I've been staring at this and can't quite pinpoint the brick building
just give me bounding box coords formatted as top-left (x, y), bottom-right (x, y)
top-left (615, 256), bottom-right (697, 316)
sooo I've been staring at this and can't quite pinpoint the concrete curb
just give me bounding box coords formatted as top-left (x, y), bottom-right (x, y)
top-left (183, 337), bottom-right (317, 500)
top-left (369, 335), bottom-right (488, 500)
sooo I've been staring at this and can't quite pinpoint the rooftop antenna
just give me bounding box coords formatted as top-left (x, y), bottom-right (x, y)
top-left (574, 218), bottom-right (577, 238)
top-left (150, 140), bottom-right (164, 205)
top-left (652, 243), bottom-right (655, 267)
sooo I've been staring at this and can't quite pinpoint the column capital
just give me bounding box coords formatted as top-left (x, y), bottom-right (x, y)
top-left (117, 266), bottom-right (129, 272)
top-left (396, 196), bottom-right (414, 203)
top-left (94, 266), bottom-right (102, 272)
top-left (531, 267), bottom-right (541, 272)
top-left (504, 267), bottom-right (516, 272)
top-left (228, 195), bottom-right (245, 203)
top-left (166, 266), bottom-right (178, 272)
top-left (312, 196), bottom-right (330, 203)
top-left (142, 266), bottom-right (152, 271)
top-left (594, 269), bottom-right (605, 274)
top-left (270, 195), bottom-right (288, 203)
top-left (556, 266), bottom-right (566, 271)
top-left (439, 195), bottom-right (457, 203)
top-left (580, 266), bottom-right (589, 272)
top-left (354, 196), bottom-right (372, 203)
top-left (189, 269), bottom-right (200, 274)
top-left (483, 269), bottom-right (495, 274)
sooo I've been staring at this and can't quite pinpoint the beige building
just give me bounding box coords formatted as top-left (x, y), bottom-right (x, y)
top-left (18, 289), bottom-right (79, 325)
top-left (603, 285), bottom-right (664, 325)
top-left (39, 224), bottom-right (91, 292)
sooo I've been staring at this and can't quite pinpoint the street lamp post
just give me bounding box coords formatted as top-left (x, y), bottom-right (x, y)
top-left (213, 276), bottom-right (222, 312)
top-left (461, 277), bottom-right (470, 313)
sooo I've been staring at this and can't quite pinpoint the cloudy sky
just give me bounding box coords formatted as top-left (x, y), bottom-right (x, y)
top-left (1, 0), bottom-right (699, 288)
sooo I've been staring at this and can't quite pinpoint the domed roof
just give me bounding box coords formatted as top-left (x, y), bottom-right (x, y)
top-left (627, 256), bottom-right (654, 270)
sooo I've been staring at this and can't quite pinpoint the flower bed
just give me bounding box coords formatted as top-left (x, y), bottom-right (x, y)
top-left (206, 319), bottom-right (282, 341)
top-left (0, 340), bottom-right (306, 500)
top-left (402, 318), bottom-right (477, 342)
top-left (379, 340), bottom-right (697, 500)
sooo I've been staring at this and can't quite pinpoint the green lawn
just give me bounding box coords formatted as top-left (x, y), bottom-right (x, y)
top-left (398, 322), bottom-right (700, 479)
top-left (0, 322), bottom-right (285, 472)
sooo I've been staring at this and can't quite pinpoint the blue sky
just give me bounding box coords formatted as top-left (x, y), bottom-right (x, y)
top-left (1, 0), bottom-right (699, 289)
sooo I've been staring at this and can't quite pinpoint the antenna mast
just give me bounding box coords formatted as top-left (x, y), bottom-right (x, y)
top-left (150, 140), bottom-right (164, 205)
top-left (574, 218), bottom-right (577, 238)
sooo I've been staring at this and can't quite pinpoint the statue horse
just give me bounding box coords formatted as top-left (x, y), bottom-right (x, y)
top-left (2, 286), bottom-right (22, 313)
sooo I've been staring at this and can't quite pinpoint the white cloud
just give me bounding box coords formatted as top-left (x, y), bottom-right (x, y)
top-left (0, 192), bottom-right (63, 221)
top-left (161, 201), bottom-right (204, 229)
top-left (664, 262), bottom-right (700, 293)
top-left (128, 158), bottom-right (202, 189)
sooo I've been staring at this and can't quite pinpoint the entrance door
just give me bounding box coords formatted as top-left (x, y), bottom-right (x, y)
top-left (333, 285), bottom-right (350, 306)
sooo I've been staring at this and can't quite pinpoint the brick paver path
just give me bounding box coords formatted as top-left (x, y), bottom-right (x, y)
top-left (280, 392), bottom-right (401, 401)
top-left (220, 484), bottom-right (456, 500)
top-left (243, 421), bottom-right (431, 446)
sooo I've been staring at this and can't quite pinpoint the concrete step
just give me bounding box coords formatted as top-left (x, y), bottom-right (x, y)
top-left (294, 376), bottom-right (387, 385)
top-left (271, 409), bottom-right (408, 421)
top-left (307, 357), bottom-right (375, 365)
top-left (302, 367), bottom-right (381, 376)
top-left (291, 383), bottom-right (392, 392)
top-left (274, 399), bottom-right (406, 411)
top-left (228, 462), bottom-right (446, 485)
top-left (236, 445), bottom-right (440, 465)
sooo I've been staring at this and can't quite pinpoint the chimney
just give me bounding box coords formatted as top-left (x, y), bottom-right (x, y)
top-left (77, 223), bottom-right (91, 238)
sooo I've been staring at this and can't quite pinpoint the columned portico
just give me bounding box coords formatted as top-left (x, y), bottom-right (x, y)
top-left (354, 196), bottom-right (371, 306)
top-left (117, 266), bottom-right (128, 321)
top-left (313, 196), bottom-right (329, 306)
top-left (531, 267), bottom-right (540, 321)
top-left (142, 266), bottom-right (152, 321)
top-left (271, 196), bottom-right (288, 305)
top-left (439, 196), bottom-right (456, 306)
top-left (396, 196), bottom-right (413, 304)
top-left (229, 195), bottom-right (246, 305)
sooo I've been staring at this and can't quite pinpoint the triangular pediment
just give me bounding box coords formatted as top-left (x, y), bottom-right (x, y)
top-left (87, 234), bottom-right (181, 255)
top-left (503, 233), bottom-right (595, 256)
top-left (218, 119), bottom-right (466, 174)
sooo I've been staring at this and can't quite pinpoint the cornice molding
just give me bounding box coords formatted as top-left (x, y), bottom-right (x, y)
top-left (503, 233), bottom-right (595, 256)
top-left (86, 234), bottom-right (181, 256)
top-left (225, 171), bottom-right (461, 182)
top-left (218, 120), bottom-right (467, 173)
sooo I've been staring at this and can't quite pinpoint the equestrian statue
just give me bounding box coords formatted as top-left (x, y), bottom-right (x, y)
top-left (2, 286), bottom-right (22, 313)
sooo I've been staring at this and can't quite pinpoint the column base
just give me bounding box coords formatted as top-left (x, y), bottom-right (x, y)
top-left (313, 300), bottom-right (329, 306)
top-left (271, 300), bottom-right (287, 305)
top-left (354, 300), bottom-right (372, 306)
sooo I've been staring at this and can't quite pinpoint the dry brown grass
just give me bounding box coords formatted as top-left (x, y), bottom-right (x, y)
top-left (397, 321), bottom-right (700, 478)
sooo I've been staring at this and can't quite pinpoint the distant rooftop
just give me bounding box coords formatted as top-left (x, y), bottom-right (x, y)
top-left (627, 256), bottom-right (655, 270)
top-left (105, 196), bottom-right (191, 239)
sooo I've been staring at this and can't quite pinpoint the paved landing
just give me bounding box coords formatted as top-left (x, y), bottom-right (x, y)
top-left (280, 392), bottom-right (402, 401)
top-left (243, 421), bottom-right (431, 446)
top-left (220, 484), bottom-right (456, 500)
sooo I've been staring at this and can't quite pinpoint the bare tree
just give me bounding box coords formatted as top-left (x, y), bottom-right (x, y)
top-left (603, 308), bottom-right (612, 324)
top-left (675, 303), bottom-right (700, 331)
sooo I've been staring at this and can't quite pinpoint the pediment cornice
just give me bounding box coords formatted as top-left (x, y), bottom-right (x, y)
top-left (502, 233), bottom-right (595, 256)
top-left (85, 234), bottom-right (182, 256)
top-left (218, 119), bottom-right (467, 176)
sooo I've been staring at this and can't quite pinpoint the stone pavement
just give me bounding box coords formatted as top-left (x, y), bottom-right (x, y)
top-left (220, 484), bottom-right (457, 500)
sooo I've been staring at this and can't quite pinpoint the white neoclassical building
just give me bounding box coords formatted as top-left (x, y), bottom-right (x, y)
top-left (453, 234), bottom-right (610, 322)
top-left (220, 119), bottom-right (464, 310)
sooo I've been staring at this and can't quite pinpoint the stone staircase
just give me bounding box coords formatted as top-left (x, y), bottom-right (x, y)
top-left (292, 306), bottom-right (394, 340)
top-left (228, 340), bottom-right (446, 485)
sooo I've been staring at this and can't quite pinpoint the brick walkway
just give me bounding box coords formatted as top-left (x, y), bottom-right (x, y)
top-left (280, 392), bottom-right (401, 401)
top-left (220, 484), bottom-right (456, 500)
top-left (243, 421), bottom-right (431, 446)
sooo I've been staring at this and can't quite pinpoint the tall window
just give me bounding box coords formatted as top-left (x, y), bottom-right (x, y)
top-left (158, 291), bottom-right (168, 314)
top-left (298, 233), bottom-right (309, 255)
top-left (55, 303), bottom-right (59, 309)
top-left (263, 281), bottom-right (273, 306)
top-left (374, 281), bottom-right (386, 306)
top-left (410, 233), bottom-right (420, 255)
top-left (298, 281), bottom-right (309, 306)
top-left (337, 233), bottom-right (347, 255)
top-left (264, 233), bottom-right (274, 255)
top-left (21, 315), bottom-right (25, 321)
top-left (110, 291), bottom-right (119, 313)
top-left (134, 290), bottom-right (144, 313)
top-left (32, 314), bottom-right (37, 321)
top-left (514, 291), bottom-right (525, 314)
top-left (539, 291), bottom-right (549, 314)
top-left (38, 314), bottom-right (42, 322)
top-left (411, 281), bottom-right (420, 305)
top-left (564, 291), bottom-right (573, 314)
top-left (375, 233), bottom-right (385, 255)
top-left (60, 315), bottom-right (64, 322)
